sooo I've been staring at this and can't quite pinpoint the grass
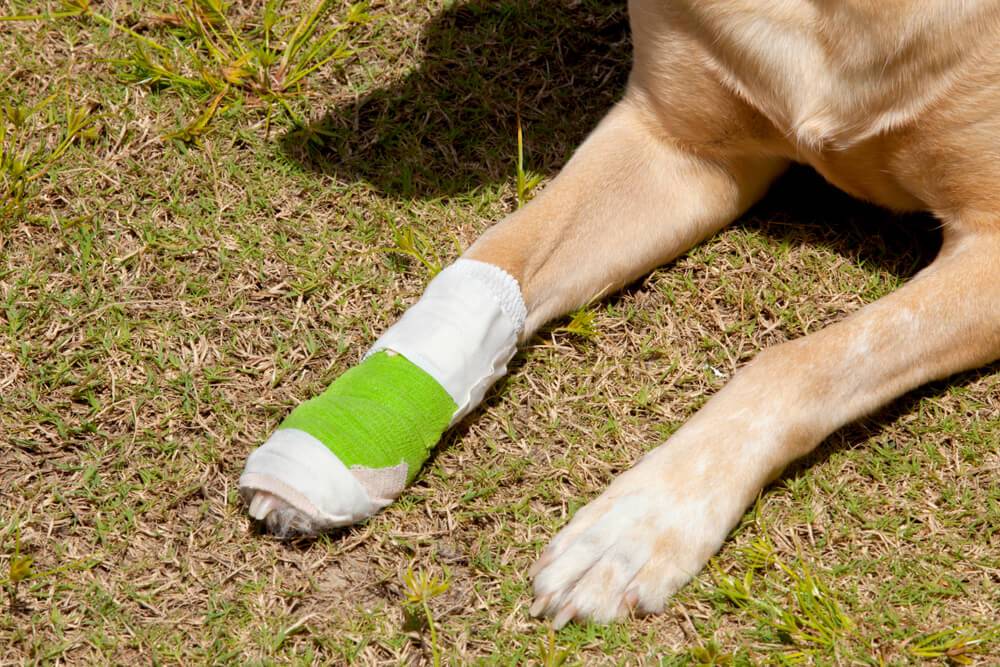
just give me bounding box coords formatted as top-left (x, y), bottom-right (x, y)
top-left (402, 566), bottom-right (451, 667)
top-left (1, 97), bottom-right (98, 222)
top-left (1, 0), bottom-right (998, 664)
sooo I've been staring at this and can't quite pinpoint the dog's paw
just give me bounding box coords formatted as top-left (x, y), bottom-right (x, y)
top-left (244, 488), bottom-right (329, 538)
top-left (529, 451), bottom-right (737, 627)
top-left (239, 428), bottom-right (394, 538)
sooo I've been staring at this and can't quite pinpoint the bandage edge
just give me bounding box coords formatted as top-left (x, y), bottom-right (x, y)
top-left (240, 427), bottom-right (380, 524)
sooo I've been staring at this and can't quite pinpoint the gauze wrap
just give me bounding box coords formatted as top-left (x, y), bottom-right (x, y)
top-left (239, 259), bottom-right (527, 533)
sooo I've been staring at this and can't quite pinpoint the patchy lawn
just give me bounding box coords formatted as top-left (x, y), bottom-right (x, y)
top-left (1, 0), bottom-right (997, 664)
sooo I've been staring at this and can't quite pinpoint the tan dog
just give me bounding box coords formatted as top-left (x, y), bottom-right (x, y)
top-left (452, 0), bottom-right (1000, 626)
top-left (242, 0), bottom-right (1000, 627)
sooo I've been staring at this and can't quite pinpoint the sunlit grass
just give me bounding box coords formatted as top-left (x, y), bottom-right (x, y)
top-left (0, 0), bottom-right (996, 663)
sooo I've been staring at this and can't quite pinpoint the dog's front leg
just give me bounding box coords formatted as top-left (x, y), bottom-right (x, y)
top-left (465, 98), bottom-right (784, 336)
top-left (240, 92), bottom-right (785, 535)
top-left (530, 227), bottom-right (1000, 627)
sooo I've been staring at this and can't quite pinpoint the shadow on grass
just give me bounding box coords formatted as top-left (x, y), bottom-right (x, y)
top-left (281, 0), bottom-right (941, 277)
top-left (280, 0), bottom-right (944, 271)
top-left (742, 165), bottom-right (942, 280)
top-left (280, 0), bottom-right (631, 198)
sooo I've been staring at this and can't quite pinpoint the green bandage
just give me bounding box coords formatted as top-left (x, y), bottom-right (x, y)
top-left (278, 350), bottom-right (457, 483)
top-left (240, 259), bottom-right (527, 535)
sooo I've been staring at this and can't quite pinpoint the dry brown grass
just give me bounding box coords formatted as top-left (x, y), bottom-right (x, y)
top-left (1, 1), bottom-right (997, 664)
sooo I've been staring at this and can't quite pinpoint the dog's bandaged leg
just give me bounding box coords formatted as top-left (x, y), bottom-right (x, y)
top-left (239, 259), bottom-right (526, 536)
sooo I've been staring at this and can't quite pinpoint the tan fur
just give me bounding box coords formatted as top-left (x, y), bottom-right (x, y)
top-left (464, 0), bottom-right (1000, 625)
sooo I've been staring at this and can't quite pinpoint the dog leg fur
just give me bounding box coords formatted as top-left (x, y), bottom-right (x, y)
top-left (529, 226), bottom-right (1000, 626)
top-left (465, 96), bottom-right (787, 338)
top-left (241, 0), bottom-right (1000, 625)
top-left (459, 94), bottom-right (804, 624)
top-left (524, 2), bottom-right (1000, 626)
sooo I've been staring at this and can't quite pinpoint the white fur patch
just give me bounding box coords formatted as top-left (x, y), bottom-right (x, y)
top-left (530, 438), bottom-right (742, 627)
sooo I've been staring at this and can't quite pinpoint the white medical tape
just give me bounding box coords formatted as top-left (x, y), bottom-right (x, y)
top-left (366, 258), bottom-right (527, 423)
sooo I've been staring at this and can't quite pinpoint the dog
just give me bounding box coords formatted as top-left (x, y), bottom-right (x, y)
top-left (244, 0), bottom-right (1000, 627)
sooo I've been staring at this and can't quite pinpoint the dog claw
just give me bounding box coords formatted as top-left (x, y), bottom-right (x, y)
top-left (530, 593), bottom-right (552, 618)
top-left (248, 490), bottom-right (282, 520)
top-left (616, 590), bottom-right (639, 618)
top-left (623, 590), bottom-right (639, 610)
top-left (529, 553), bottom-right (551, 578)
top-left (552, 604), bottom-right (577, 630)
top-left (242, 487), bottom-right (350, 538)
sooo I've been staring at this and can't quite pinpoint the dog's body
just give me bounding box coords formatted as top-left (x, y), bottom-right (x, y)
top-left (455, 0), bottom-right (1000, 625)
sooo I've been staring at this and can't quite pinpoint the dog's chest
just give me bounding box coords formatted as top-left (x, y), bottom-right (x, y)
top-left (675, 0), bottom-right (994, 149)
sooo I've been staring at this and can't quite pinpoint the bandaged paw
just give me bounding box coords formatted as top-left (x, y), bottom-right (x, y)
top-left (240, 259), bottom-right (526, 536)
top-left (240, 350), bottom-right (456, 535)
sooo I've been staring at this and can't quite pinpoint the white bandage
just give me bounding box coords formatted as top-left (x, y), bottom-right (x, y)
top-left (367, 259), bottom-right (527, 423)
top-left (241, 428), bottom-right (381, 532)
